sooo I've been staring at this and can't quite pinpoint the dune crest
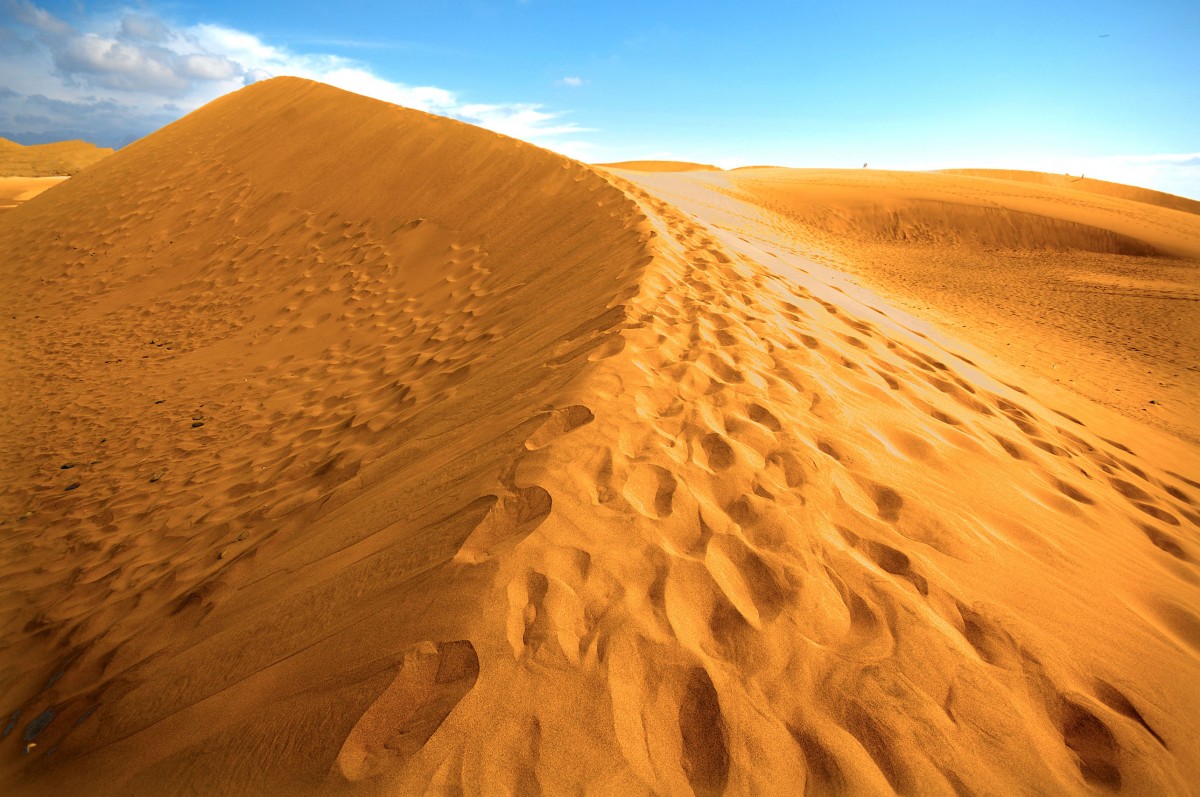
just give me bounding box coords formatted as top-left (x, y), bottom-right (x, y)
top-left (2, 80), bottom-right (1199, 796)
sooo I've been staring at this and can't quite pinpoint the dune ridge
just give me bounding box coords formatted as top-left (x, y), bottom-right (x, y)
top-left (0, 137), bottom-right (113, 178)
top-left (2, 79), bottom-right (1199, 796)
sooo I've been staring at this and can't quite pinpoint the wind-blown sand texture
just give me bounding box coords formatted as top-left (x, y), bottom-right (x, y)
top-left (0, 137), bottom-right (113, 178)
top-left (1, 78), bottom-right (1198, 796)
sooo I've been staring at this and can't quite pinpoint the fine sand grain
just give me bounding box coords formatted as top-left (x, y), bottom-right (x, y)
top-left (2, 78), bottom-right (1198, 796)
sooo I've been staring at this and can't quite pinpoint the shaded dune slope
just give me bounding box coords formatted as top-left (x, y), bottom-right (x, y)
top-left (0, 137), bottom-right (113, 177)
top-left (1, 82), bottom-right (1199, 796)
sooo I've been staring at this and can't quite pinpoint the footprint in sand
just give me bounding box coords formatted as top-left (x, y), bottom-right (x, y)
top-left (333, 640), bottom-right (479, 782)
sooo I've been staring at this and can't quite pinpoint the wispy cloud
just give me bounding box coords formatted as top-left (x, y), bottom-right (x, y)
top-left (556, 76), bottom-right (587, 88)
top-left (0, 0), bottom-right (592, 154)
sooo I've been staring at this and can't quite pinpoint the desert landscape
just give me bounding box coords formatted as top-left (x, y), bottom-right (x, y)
top-left (1, 77), bottom-right (1198, 796)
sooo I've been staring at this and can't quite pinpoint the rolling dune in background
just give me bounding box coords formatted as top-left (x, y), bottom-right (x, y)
top-left (937, 169), bottom-right (1200, 217)
top-left (0, 138), bottom-right (113, 178)
top-left (1, 78), bottom-right (1198, 796)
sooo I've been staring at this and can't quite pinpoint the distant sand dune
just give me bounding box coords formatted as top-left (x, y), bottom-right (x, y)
top-left (2, 79), bottom-right (1198, 796)
top-left (0, 137), bottom-right (113, 177)
top-left (598, 160), bottom-right (722, 172)
top-left (940, 168), bottom-right (1200, 217)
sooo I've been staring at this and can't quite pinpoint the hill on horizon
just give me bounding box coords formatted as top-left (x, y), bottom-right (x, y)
top-left (0, 137), bottom-right (113, 177)
top-left (938, 168), bottom-right (1200, 217)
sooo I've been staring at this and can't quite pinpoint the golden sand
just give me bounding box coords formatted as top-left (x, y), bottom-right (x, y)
top-left (0, 177), bottom-right (67, 213)
top-left (1, 78), bottom-right (1197, 796)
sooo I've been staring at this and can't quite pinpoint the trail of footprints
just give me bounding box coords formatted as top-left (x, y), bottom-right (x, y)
top-left (3, 153), bottom-right (1198, 792)
top-left (492, 177), bottom-right (1199, 794)
top-left (0, 159), bottom-right (516, 758)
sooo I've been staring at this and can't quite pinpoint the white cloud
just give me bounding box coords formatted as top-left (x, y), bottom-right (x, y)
top-left (458, 102), bottom-right (591, 140)
top-left (120, 15), bottom-right (171, 44)
top-left (0, 2), bottom-right (594, 156)
top-left (557, 76), bottom-right (586, 88)
top-left (6, 0), bottom-right (70, 36)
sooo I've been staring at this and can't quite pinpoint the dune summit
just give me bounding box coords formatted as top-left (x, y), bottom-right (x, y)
top-left (1, 77), bottom-right (1198, 796)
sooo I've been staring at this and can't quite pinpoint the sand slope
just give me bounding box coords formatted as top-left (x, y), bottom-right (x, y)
top-left (624, 166), bottom-right (1200, 444)
top-left (0, 177), bottom-right (67, 214)
top-left (2, 80), bottom-right (1199, 796)
top-left (0, 138), bottom-right (113, 177)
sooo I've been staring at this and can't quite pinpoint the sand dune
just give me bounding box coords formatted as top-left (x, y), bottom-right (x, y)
top-left (0, 137), bottom-right (113, 178)
top-left (599, 161), bottom-right (723, 173)
top-left (939, 169), bottom-right (1200, 217)
top-left (2, 78), bottom-right (1199, 796)
top-left (616, 166), bottom-right (1200, 445)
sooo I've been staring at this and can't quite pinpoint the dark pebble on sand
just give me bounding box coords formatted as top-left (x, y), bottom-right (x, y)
top-left (23, 709), bottom-right (55, 742)
top-left (60, 463), bottom-right (74, 469)
top-left (64, 483), bottom-right (79, 491)
top-left (2, 711), bottom-right (18, 737)
top-left (192, 421), bottom-right (204, 428)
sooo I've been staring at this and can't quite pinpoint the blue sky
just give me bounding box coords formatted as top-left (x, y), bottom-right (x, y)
top-left (2, 0), bottom-right (1198, 197)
